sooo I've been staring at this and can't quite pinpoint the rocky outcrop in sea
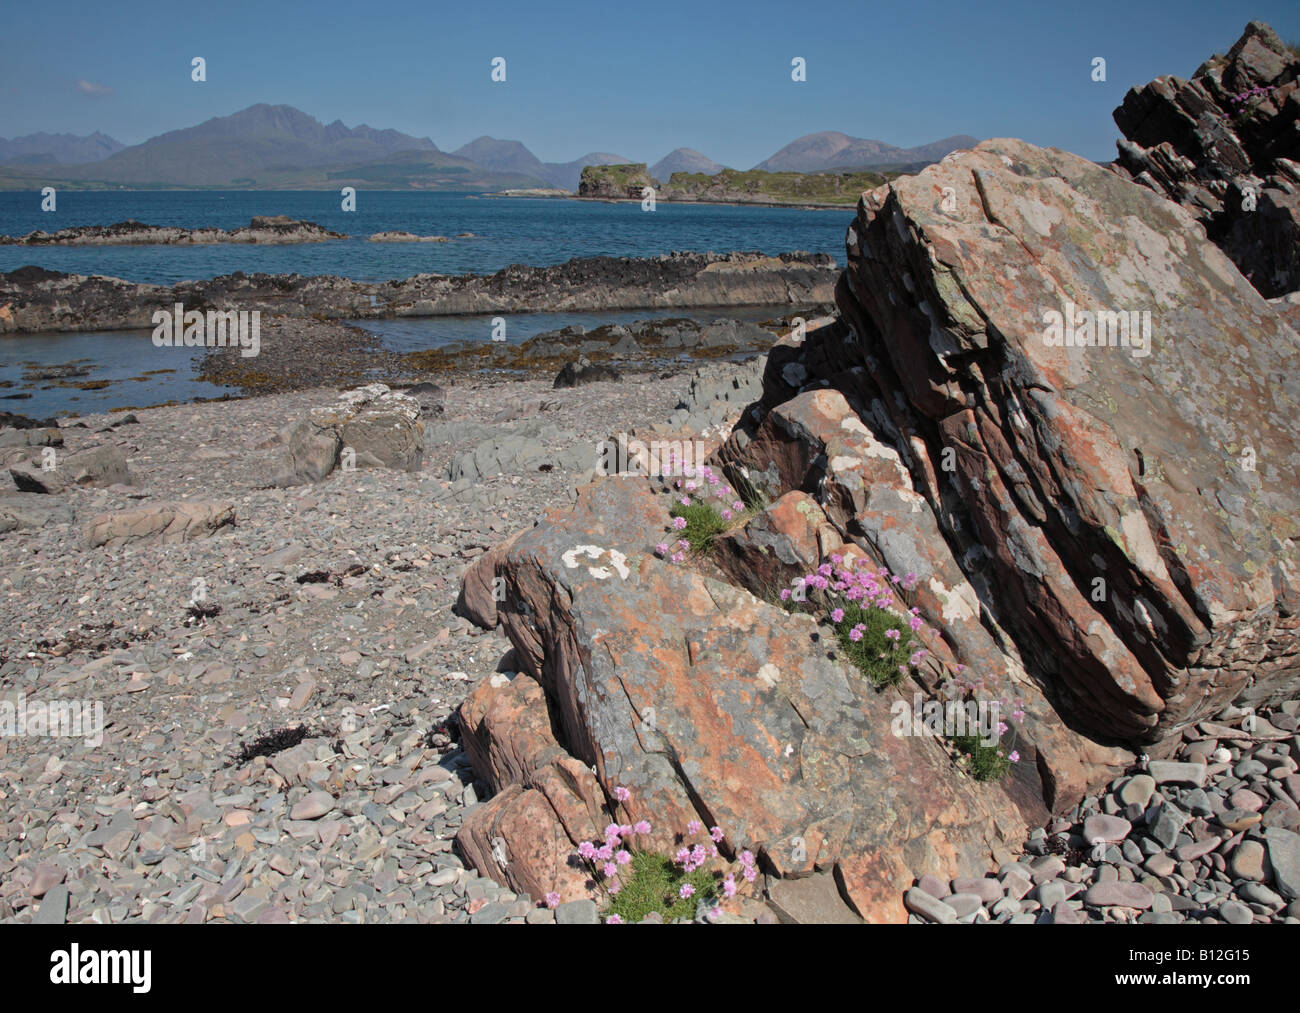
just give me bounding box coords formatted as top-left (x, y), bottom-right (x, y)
top-left (0, 251), bottom-right (837, 334)
top-left (0, 216), bottom-right (346, 246)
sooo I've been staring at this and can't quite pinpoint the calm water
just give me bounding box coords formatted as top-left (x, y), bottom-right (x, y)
top-left (0, 307), bottom-right (785, 419)
top-left (0, 191), bottom-right (847, 416)
top-left (0, 190), bottom-right (850, 284)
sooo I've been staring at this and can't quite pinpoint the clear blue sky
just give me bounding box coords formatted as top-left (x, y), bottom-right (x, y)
top-left (1, 0), bottom-right (1296, 166)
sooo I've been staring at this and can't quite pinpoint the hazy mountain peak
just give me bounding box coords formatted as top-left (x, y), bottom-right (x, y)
top-left (650, 148), bottom-right (725, 179)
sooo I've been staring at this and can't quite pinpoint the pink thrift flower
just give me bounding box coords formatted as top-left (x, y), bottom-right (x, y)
top-left (545, 892), bottom-right (560, 908)
top-left (577, 841), bottom-right (596, 860)
top-left (655, 542), bottom-right (669, 556)
top-left (602, 862), bottom-right (617, 878)
top-left (680, 496), bottom-right (692, 506)
top-left (596, 844), bottom-right (613, 862)
top-left (634, 820), bottom-right (651, 835)
top-left (616, 849), bottom-right (632, 866)
top-left (721, 509), bottom-right (733, 520)
top-left (606, 914), bottom-right (623, 924)
top-left (679, 884), bottom-right (695, 899)
top-left (613, 786), bottom-right (630, 802)
top-left (672, 516), bottom-right (687, 530)
top-left (1009, 751), bottom-right (1021, 763)
top-left (743, 865), bottom-right (758, 883)
top-left (723, 875), bottom-right (737, 898)
top-left (884, 628), bottom-right (901, 642)
top-left (709, 826), bottom-right (724, 843)
top-left (687, 820), bottom-right (702, 835)
top-left (740, 850), bottom-right (754, 867)
top-left (732, 500), bottom-right (744, 512)
top-left (831, 608), bottom-right (845, 623)
top-left (780, 589), bottom-right (791, 601)
top-left (608, 879), bottom-right (621, 895)
top-left (671, 552), bottom-right (685, 563)
top-left (605, 823), bottom-right (621, 839)
top-left (849, 627), bottom-right (864, 642)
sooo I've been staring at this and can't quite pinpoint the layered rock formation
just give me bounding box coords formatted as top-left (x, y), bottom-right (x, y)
top-left (1112, 21), bottom-right (1300, 296)
top-left (0, 252), bottom-right (837, 334)
top-left (453, 135), bottom-right (1300, 921)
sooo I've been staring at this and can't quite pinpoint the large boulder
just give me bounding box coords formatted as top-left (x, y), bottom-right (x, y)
top-left (9, 443), bottom-right (130, 493)
top-left (82, 500), bottom-right (235, 548)
top-left (0, 493), bottom-right (74, 533)
top-left (457, 477), bottom-right (1030, 921)
top-left (270, 384), bottom-right (422, 486)
top-left (1111, 21), bottom-right (1300, 295)
top-left (743, 137), bottom-right (1300, 756)
top-left (453, 134), bottom-right (1300, 923)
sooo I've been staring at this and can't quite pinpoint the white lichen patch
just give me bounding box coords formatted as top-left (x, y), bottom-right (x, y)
top-left (562, 544), bottom-right (630, 580)
top-left (928, 575), bottom-right (979, 623)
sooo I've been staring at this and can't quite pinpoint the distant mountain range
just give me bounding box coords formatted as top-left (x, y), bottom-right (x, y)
top-left (753, 131), bottom-right (979, 173)
top-left (0, 105), bottom-right (976, 190)
top-left (0, 131), bottom-right (124, 165)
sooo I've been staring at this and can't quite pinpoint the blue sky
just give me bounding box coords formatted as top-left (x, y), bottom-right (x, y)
top-left (1, 0), bottom-right (1296, 166)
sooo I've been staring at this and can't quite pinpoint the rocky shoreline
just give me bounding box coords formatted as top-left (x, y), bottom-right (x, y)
top-left (0, 357), bottom-right (768, 925)
top-left (0, 216), bottom-right (346, 246)
top-left (0, 251), bottom-right (837, 334)
top-left (198, 314), bottom-right (792, 395)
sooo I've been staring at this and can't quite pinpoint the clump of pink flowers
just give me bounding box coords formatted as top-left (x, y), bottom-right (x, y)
top-left (780, 555), bottom-right (927, 687)
top-left (654, 461), bottom-right (746, 562)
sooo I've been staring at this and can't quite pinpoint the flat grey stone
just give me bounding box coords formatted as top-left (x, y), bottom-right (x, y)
top-left (1083, 814), bottom-right (1132, 845)
top-left (904, 887), bottom-right (957, 924)
top-left (1084, 882), bottom-right (1154, 909)
top-left (1118, 774), bottom-right (1156, 808)
top-left (32, 884), bottom-right (68, 924)
top-left (1148, 761), bottom-right (1207, 787)
top-left (555, 899), bottom-right (599, 925)
top-left (1264, 828), bottom-right (1300, 900)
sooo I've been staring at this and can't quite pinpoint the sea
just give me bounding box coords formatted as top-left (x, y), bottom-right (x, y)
top-left (0, 190), bottom-right (853, 417)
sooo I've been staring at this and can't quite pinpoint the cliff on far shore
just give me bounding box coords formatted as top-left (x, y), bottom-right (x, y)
top-left (576, 163), bottom-right (654, 199)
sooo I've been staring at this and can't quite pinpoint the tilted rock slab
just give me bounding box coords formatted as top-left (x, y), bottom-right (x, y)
top-left (1111, 20), bottom-right (1300, 296)
top-left (82, 500), bottom-right (235, 548)
top-left (727, 138), bottom-right (1300, 764)
top-left (458, 477), bottom-right (1028, 921)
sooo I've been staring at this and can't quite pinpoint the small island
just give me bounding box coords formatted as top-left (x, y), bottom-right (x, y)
top-left (575, 163), bottom-right (896, 207)
top-left (0, 215), bottom-right (346, 246)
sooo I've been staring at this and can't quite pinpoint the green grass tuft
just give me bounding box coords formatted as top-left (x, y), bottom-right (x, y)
top-left (951, 733), bottom-right (1012, 782)
top-left (826, 597), bottom-right (915, 687)
top-left (604, 852), bottom-right (716, 923)
top-left (669, 500), bottom-right (732, 553)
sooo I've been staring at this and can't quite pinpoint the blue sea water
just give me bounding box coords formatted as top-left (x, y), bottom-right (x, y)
top-left (0, 191), bottom-right (850, 417)
top-left (0, 190), bottom-right (850, 284)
